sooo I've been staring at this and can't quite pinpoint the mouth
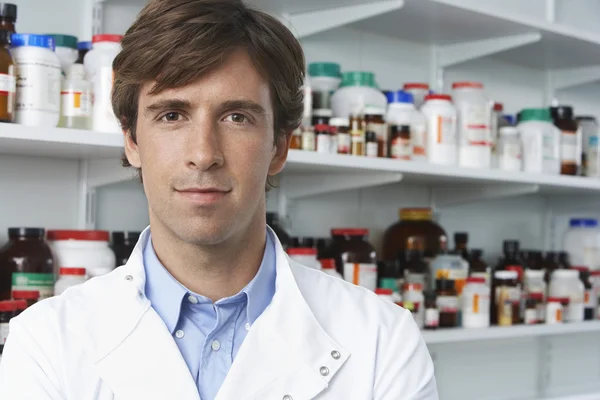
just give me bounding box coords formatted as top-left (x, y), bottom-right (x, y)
top-left (175, 187), bottom-right (231, 205)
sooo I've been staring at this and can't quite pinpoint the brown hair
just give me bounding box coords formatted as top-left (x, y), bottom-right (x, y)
top-left (112, 0), bottom-right (305, 171)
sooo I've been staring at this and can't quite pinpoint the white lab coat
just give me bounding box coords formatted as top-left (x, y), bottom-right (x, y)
top-left (0, 227), bottom-right (438, 400)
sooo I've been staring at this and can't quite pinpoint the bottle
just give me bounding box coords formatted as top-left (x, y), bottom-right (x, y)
top-left (551, 106), bottom-right (581, 176)
top-left (365, 130), bottom-right (378, 158)
top-left (421, 94), bottom-right (458, 165)
top-left (76, 41), bottom-right (92, 64)
top-left (453, 232), bottom-right (469, 261)
top-left (301, 126), bottom-right (315, 151)
top-left (469, 249), bottom-right (490, 285)
top-left (54, 267), bottom-right (87, 296)
top-left (573, 266), bottom-right (595, 321)
top-left (290, 127), bottom-right (302, 150)
top-left (315, 123), bottom-right (331, 154)
top-left (491, 102), bottom-right (511, 167)
top-left (350, 113), bottom-right (365, 156)
top-left (543, 251), bottom-right (561, 283)
top-left (525, 292), bottom-right (543, 324)
top-left (111, 231), bottom-right (141, 268)
top-left (424, 292), bottom-right (439, 330)
top-left (330, 117), bottom-right (350, 154)
top-left (364, 107), bottom-right (386, 157)
top-left (497, 126), bottom-right (523, 171)
top-left (491, 270), bottom-right (520, 326)
top-left (58, 64), bottom-right (92, 129)
top-left (0, 3), bottom-right (17, 33)
top-left (497, 240), bottom-right (523, 271)
top-left (0, 29), bottom-right (15, 122)
top-left (436, 279), bottom-right (459, 328)
top-left (462, 276), bottom-right (490, 328)
top-left (389, 125), bottom-right (411, 160)
top-left (319, 259), bottom-right (343, 279)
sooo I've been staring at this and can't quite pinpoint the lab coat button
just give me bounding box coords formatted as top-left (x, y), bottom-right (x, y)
top-left (331, 350), bottom-right (341, 360)
top-left (211, 340), bottom-right (221, 351)
top-left (125, 275), bottom-right (133, 281)
top-left (282, 395), bottom-right (293, 400)
top-left (188, 295), bottom-right (198, 304)
top-left (175, 330), bottom-right (185, 339)
top-left (319, 366), bottom-right (329, 376)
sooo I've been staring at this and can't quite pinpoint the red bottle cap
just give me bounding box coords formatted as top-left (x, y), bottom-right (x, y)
top-left (287, 248), bottom-right (317, 256)
top-left (12, 290), bottom-right (40, 300)
top-left (59, 267), bottom-right (86, 276)
top-left (375, 288), bottom-right (393, 295)
top-left (320, 259), bottom-right (336, 270)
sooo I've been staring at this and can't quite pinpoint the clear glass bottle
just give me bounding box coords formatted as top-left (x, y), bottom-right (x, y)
top-left (497, 126), bottom-right (523, 171)
top-left (58, 64), bottom-right (92, 129)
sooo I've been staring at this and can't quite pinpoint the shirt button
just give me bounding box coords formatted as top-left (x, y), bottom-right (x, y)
top-left (245, 323), bottom-right (251, 331)
top-left (319, 366), bottom-right (329, 376)
top-left (175, 330), bottom-right (185, 339)
top-left (124, 275), bottom-right (133, 281)
top-left (211, 340), bottom-right (221, 351)
top-left (188, 295), bottom-right (198, 304)
top-left (282, 396), bottom-right (293, 400)
top-left (331, 350), bottom-right (341, 360)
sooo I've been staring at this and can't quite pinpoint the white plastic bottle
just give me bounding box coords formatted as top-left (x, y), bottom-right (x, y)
top-left (47, 34), bottom-right (78, 76)
top-left (11, 34), bottom-right (61, 127)
top-left (518, 108), bottom-right (561, 174)
top-left (564, 218), bottom-right (600, 270)
top-left (420, 94), bottom-right (458, 165)
top-left (59, 64), bottom-right (92, 129)
top-left (452, 81), bottom-right (492, 168)
top-left (497, 126), bottom-right (523, 172)
top-left (549, 269), bottom-right (585, 322)
top-left (84, 34), bottom-right (123, 133)
top-left (386, 90), bottom-right (426, 160)
top-left (54, 267), bottom-right (87, 296)
top-left (331, 71), bottom-right (387, 119)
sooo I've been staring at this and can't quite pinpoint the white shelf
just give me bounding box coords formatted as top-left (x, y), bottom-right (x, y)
top-left (0, 123), bottom-right (123, 159)
top-left (423, 321), bottom-right (600, 345)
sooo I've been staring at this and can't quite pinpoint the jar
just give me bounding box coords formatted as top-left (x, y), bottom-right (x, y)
top-left (0, 29), bottom-right (14, 122)
top-left (111, 231), bottom-right (141, 268)
top-left (564, 218), bottom-right (600, 271)
top-left (59, 64), bottom-right (92, 130)
top-left (0, 4), bottom-right (16, 33)
top-left (287, 247), bottom-right (320, 270)
top-left (54, 267), bottom-right (87, 296)
top-left (319, 258), bottom-right (343, 279)
top-left (0, 228), bottom-right (55, 301)
top-left (46, 34), bottom-right (78, 75)
top-left (403, 82), bottom-right (429, 109)
top-left (497, 126), bottom-right (523, 171)
top-left (11, 33), bottom-right (61, 127)
top-left (315, 122), bottom-right (331, 154)
top-left (364, 107), bottom-right (387, 157)
top-left (308, 62), bottom-right (340, 116)
top-left (328, 228), bottom-right (377, 290)
top-left (12, 290), bottom-right (39, 307)
top-left (491, 102), bottom-right (511, 167)
top-left (387, 91), bottom-right (427, 162)
top-left (421, 94), bottom-right (458, 165)
top-left (469, 249), bottom-right (490, 285)
top-left (591, 271), bottom-right (600, 319)
top-left (551, 106), bottom-right (581, 175)
top-left (266, 212), bottom-right (290, 249)
top-left (0, 300), bottom-right (16, 349)
top-left (525, 292), bottom-right (544, 324)
top-left (389, 124), bottom-right (411, 160)
top-left (76, 41), bottom-right (92, 64)
top-left (382, 207), bottom-right (447, 261)
top-left (424, 292), bottom-right (439, 330)
top-left (576, 116), bottom-right (600, 177)
top-left (572, 266), bottom-right (595, 320)
top-left (331, 71), bottom-right (387, 120)
top-left (403, 282), bottom-right (424, 328)
top-left (452, 82), bottom-right (492, 169)
top-left (549, 269), bottom-right (584, 322)
top-left (491, 270), bottom-right (520, 326)
top-left (84, 34), bottom-right (123, 133)
top-left (47, 230), bottom-right (115, 279)
top-left (349, 113), bottom-right (365, 156)
top-left (436, 279), bottom-right (458, 328)
top-left (546, 297), bottom-right (564, 324)
top-left (330, 117), bottom-right (350, 154)
top-left (461, 276), bottom-right (490, 328)
top-left (517, 108), bottom-right (561, 174)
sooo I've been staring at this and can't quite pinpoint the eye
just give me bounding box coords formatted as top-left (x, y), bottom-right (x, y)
top-left (226, 113), bottom-right (247, 123)
top-left (161, 112), bottom-right (182, 122)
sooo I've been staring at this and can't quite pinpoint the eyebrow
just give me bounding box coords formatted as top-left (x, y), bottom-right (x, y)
top-left (220, 99), bottom-right (267, 116)
top-left (144, 99), bottom-right (193, 117)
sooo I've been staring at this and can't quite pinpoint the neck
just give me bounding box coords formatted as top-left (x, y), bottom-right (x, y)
top-left (149, 214), bottom-right (267, 302)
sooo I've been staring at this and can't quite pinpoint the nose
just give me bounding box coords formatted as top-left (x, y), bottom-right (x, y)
top-left (184, 118), bottom-right (225, 171)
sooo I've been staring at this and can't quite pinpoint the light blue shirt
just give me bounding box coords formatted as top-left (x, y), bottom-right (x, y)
top-left (143, 229), bottom-right (277, 400)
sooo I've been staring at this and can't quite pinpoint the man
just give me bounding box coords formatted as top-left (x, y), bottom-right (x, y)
top-left (0, 0), bottom-right (438, 398)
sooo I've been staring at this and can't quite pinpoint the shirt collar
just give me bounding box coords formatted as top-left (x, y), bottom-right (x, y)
top-left (143, 228), bottom-right (277, 333)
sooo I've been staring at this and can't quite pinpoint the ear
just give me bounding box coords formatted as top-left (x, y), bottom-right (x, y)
top-left (268, 130), bottom-right (293, 176)
top-left (123, 129), bottom-right (142, 168)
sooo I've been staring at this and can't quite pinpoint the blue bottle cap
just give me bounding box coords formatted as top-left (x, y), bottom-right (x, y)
top-left (11, 33), bottom-right (55, 51)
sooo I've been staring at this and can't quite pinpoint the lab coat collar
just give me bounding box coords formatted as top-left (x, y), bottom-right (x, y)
top-left (73, 225), bottom-right (349, 399)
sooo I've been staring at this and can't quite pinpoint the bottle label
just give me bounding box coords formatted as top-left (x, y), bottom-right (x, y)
top-left (0, 73), bottom-right (16, 96)
top-left (0, 322), bottom-right (9, 344)
top-left (391, 136), bottom-right (411, 160)
top-left (61, 90), bottom-right (92, 118)
top-left (337, 133), bottom-right (350, 154)
top-left (561, 130), bottom-right (580, 165)
top-left (15, 61), bottom-right (61, 113)
top-left (425, 308), bottom-right (439, 328)
top-left (458, 104), bottom-right (491, 147)
top-left (316, 134), bottom-right (331, 154)
top-left (546, 303), bottom-right (563, 323)
top-left (463, 291), bottom-right (490, 315)
top-left (436, 295), bottom-right (459, 313)
top-left (12, 272), bottom-right (54, 300)
top-left (524, 308), bottom-right (538, 324)
top-left (499, 143), bottom-right (522, 171)
top-left (366, 141), bottom-right (378, 157)
top-left (301, 130), bottom-right (315, 151)
top-left (429, 115), bottom-right (457, 145)
top-left (343, 263), bottom-right (377, 291)
top-left (412, 123), bottom-right (427, 157)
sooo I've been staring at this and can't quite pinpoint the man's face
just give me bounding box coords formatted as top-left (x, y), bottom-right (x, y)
top-left (124, 49), bottom-right (289, 245)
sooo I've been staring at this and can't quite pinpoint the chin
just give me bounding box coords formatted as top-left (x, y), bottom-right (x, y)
top-left (168, 215), bottom-right (239, 246)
